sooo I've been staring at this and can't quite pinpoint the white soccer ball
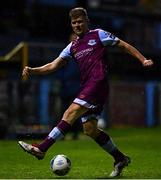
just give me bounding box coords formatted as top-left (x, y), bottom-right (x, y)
top-left (50, 154), bottom-right (71, 176)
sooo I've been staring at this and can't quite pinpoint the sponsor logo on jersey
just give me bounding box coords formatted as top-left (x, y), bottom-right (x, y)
top-left (75, 47), bottom-right (93, 59)
top-left (88, 39), bottom-right (96, 46)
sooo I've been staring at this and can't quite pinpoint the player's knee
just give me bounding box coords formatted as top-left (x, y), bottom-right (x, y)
top-left (63, 103), bottom-right (87, 121)
top-left (83, 128), bottom-right (92, 137)
top-left (64, 109), bottom-right (72, 117)
top-left (83, 120), bottom-right (99, 138)
top-left (63, 108), bottom-right (77, 119)
top-left (83, 127), bottom-right (98, 138)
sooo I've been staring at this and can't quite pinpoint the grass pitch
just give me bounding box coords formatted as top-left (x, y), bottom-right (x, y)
top-left (0, 127), bottom-right (161, 179)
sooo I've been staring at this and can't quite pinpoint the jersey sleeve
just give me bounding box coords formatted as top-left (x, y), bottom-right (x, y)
top-left (98, 29), bottom-right (119, 46)
top-left (59, 42), bottom-right (73, 60)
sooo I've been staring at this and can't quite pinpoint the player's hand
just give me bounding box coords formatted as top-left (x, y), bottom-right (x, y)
top-left (22, 66), bottom-right (32, 79)
top-left (143, 59), bottom-right (154, 67)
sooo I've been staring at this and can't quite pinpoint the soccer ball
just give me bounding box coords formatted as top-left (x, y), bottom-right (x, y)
top-left (50, 154), bottom-right (71, 176)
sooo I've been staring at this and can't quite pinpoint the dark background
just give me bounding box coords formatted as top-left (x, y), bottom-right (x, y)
top-left (0, 0), bottom-right (161, 80)
top-left (0, 0), bottom-right (161, 138)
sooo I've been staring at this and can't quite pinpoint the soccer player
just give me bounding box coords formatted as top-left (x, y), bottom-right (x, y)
top-left (18, 7), bottom-right (153, 177)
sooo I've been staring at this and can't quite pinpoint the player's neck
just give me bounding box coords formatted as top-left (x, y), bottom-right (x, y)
top-left (78, 29), bottom-right (89, 38)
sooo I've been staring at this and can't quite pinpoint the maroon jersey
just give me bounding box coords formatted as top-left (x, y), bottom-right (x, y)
top-left (59, 29), bottom-right (119, 115)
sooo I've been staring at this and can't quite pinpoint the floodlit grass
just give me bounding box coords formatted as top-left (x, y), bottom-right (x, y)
top-left (0, 127), bottom-right (161, 179)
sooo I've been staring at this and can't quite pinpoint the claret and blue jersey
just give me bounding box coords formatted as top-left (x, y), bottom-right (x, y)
top-left (59, 29), bottom-right (119, 118)
top-left (60, 29), bottom-right (119, 85)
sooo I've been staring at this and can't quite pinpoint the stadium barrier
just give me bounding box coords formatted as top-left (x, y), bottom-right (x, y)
top-left (0, 42), bottom-right (29, 80)
top-left (108, 81), bottom-right (158, 127)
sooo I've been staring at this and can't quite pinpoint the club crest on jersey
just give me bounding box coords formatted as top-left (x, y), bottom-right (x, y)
top-left (88, 39), bottom-right (96, 46)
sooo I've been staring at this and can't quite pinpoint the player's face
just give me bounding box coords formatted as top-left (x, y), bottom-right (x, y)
top-left (71, 16), bottom-right (88, 36)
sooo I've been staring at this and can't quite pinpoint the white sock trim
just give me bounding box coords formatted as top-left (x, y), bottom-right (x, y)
top-left (48, 127), bottom-right (64, 140)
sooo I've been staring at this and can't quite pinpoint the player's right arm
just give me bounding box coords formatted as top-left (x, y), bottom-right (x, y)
top-left (22, 42), bottom-right (73, 79)
top-left (22, 57), bottom-right (67, 79)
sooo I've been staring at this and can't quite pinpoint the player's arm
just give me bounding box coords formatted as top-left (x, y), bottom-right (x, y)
top-left (22, 57), bottom-right (67, 79)
top-left (22, 42), bottom-right (73, 79)
top-left (116, 39), bottom-right (153, 67)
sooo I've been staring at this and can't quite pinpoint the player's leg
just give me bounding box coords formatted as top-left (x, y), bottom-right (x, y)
top-left (18, 103), bottom-right (88, 159)
top-left (83, 119), bottom-right (125, 160)
top-left (82, 118), bottom-right (130, 177)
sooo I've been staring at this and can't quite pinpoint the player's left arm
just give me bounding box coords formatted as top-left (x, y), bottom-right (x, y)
top-left (116, 39), bottom-right (154, 67)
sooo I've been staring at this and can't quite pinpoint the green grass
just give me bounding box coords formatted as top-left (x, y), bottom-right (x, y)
top-left (0, 127), bottom-right (161, 179)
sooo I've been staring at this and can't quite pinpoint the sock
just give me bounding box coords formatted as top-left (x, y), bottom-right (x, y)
top-left (110, 149), bottom-right (125, 162)
top-left (95, 130), bottom-right (125, 162)
top-left (38, 120), bottom-right (71, 152)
